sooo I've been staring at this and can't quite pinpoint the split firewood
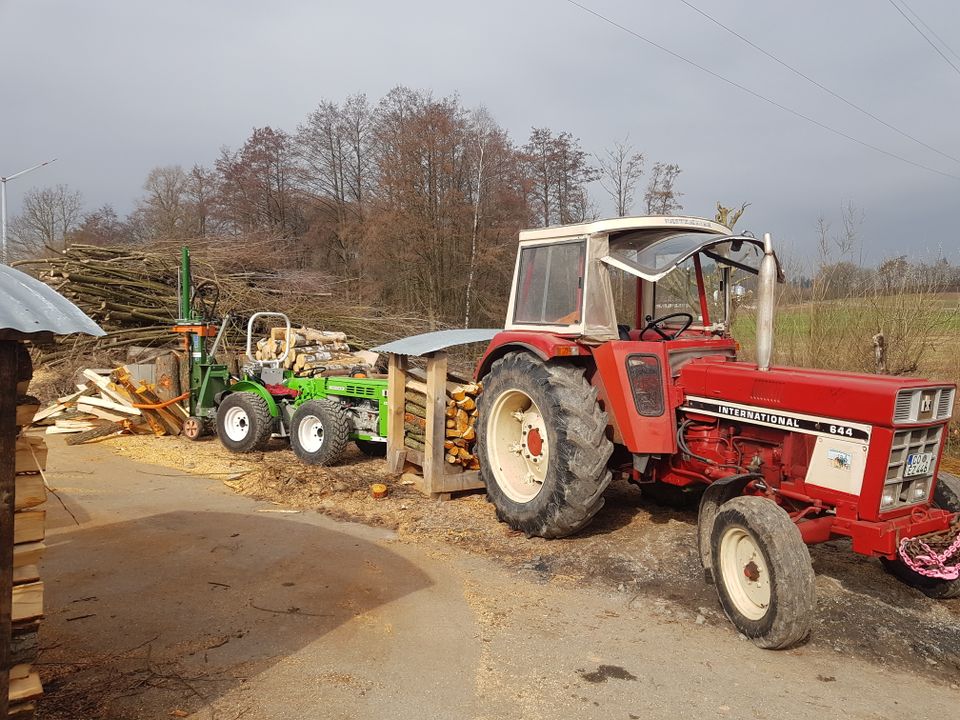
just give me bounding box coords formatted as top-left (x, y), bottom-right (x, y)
top-left (404, 412), bottom-right (426, 429)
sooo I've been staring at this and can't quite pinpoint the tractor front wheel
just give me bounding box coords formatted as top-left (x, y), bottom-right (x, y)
top-left (476, 352), bottom-right (613, 539)
top-left (290, 400), bottom-right (350, 466)
top-left (711, 496), bottom-right (816, 649)
top-left (216, 393), bottom-right (273, 453)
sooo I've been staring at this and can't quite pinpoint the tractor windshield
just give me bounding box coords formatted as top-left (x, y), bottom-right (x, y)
top-left (604, 233), bottom-right (768, 282)
top-left (602, 233), bottom-right (780, 335)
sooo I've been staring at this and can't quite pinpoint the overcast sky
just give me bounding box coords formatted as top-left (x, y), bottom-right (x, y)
top-left (1, 0), bottom-right (958, 266)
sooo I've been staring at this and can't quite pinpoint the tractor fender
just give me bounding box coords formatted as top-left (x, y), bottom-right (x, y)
top-left (697, 473), bottom-right (762, 583)
top-left (474, 331), bottom-right (591, 380)
top-left (218, 380), bottom-right (280, 418)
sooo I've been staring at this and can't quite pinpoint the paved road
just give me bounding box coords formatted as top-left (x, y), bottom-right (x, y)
top-left (38, 436), bottom-right (959, 719)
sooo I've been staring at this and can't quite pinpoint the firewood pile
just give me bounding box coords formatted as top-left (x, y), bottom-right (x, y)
top-left (12, 240), bottom-right (436, 366)
top-left (31, 366), bottom-right (187, 444)
top-left (403, 376), bottom-right (481, 470)
top-left (11, 375), bottom-right (48, 716)
top-left (254, 326), bottom-right (380, 377)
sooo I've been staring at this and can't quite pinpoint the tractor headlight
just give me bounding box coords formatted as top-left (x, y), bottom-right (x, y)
top-left (881, 487), bottom-right (897, 509)
top-left (909, 478), bottom-right (930, 502)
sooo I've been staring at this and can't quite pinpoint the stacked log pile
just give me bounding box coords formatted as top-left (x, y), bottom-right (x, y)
top-left (10, 379), bottom-right (48, 717)
top-left (254, 327), bottom-right (379, 377)
top-left (403, 377), bottom-right (481, 470)
top-left (12, 241), bottom-right (437, 366)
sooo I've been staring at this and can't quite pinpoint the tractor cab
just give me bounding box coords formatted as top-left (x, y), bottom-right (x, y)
top-left (483, 216), bottom-right (783, 455)
top-left (503, 215), bottom-right (781, 347)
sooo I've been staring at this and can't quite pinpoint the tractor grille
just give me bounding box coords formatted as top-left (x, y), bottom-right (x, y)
top-left (882, 425), bottom-right (942, 511)
top-left (892, 386), bottom-right (955, 424)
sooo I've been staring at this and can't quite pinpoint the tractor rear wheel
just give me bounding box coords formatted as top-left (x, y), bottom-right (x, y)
top-left (476, 352), bottom-right (613, 539)
top-left (711, 496), bottom-right (816, 649)
top-left (216, 393), bottom-right (273, 453)
top-left (880, 471), bottom-right (960, 599)
top-left (290, 400), bottom-right (350, 466)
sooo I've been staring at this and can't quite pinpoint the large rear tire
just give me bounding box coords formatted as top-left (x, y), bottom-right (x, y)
top-left (880, 471), bottom-right (960, 599)
top-left (290, 399), bottom-right (350, 466)
top-left (216, 393), bottom-right (273, 453)
top-left (476, 352), bottom-right (613, 539)
top-left (711, 496), bottom-right (816, 649)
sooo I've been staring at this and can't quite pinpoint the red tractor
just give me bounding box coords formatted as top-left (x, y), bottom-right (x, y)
top-left (474, 215), bottom-right (959, 648)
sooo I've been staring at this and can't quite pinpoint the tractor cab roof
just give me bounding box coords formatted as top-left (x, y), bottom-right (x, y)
top-left (518, 215), bottom-right (731, 243)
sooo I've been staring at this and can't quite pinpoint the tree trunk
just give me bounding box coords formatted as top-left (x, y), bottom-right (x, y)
top-left (155, 352), bottom-right (182, 403)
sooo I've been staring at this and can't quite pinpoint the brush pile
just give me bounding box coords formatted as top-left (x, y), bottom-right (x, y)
top-left (12, 238), bottom-right (436, 366)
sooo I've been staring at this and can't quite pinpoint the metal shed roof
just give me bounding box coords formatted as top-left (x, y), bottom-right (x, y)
top-left (372, 328), bottom-right (499, 356)
top-left (0, 263), bottom-right (104, 338)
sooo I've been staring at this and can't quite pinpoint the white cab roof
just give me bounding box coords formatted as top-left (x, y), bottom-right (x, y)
top-left (518, 215), bottom-right (731, 243)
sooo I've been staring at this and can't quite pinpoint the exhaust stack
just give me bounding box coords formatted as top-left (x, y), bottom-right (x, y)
top-left (756, 232), bottom-right (777, 372)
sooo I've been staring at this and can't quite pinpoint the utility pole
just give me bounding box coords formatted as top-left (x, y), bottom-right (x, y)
top-left (0, 159), bottom-right (57, 264)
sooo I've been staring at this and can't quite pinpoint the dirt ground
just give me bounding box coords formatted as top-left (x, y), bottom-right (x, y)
top-left (35, 435), bottom-right (960, 719)
top-left (100, 433), bottom-right (960, 685)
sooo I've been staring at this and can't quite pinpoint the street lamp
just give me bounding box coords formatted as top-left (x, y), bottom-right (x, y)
top-left (1, 159), bottom-right (58, 264)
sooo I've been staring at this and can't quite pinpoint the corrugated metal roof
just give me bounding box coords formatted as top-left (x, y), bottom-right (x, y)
top-left (0, 264), bottom-right (104, 337)
top-left (372, 328), bottom-right (500, 356)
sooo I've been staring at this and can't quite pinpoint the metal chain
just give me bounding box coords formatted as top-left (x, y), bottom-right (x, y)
top-left (898, 518), bottom-right (960, 580)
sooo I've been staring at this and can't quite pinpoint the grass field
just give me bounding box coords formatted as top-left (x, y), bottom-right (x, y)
top-left (732, 293), bottom-right (960, 456)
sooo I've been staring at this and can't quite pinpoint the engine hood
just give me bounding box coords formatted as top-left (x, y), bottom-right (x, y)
top-left (678, 360), bottom-right (955, 428)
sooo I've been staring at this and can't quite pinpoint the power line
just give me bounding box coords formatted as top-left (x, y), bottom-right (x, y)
top-left (675, 0), bottom-right (960, 166)
top-left (886, 0), bottom-right (960, 78)
top-left (899, 0), bottom-right (960, 64)
top-left (562, 0), bottom-right (960, 182)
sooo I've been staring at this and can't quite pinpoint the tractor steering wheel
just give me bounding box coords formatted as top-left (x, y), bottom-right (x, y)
top-left (640, 312), bottom-right (694, 340)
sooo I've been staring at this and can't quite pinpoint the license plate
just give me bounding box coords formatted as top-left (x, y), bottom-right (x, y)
top-left (904, 452), bottom-right (933, 477)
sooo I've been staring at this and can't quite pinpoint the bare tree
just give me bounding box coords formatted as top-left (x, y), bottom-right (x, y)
top-left (715, 201), bottom-right (750, 230)
top-left (597, 137), bottom-right (644, 216)
top-left (215, 126), bottom-right (303, 237)
top-left (66, 204), bottom-right (128, 246)
top-left (9, 184), bottom-right (83, 257)
top-left (521, 127), bottom-right (598, 226)
top-left (644, 162), bottom-right (683, 215)
top-left (185, 164), bottom-right (217, 237)
top-left (137, 165), bottom-right (189, 239)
